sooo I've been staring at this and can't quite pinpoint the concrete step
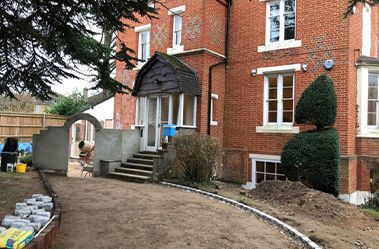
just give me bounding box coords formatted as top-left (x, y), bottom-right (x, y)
top-left (122, 162), bottom-right (153, 170)
top-left (108, 172), bottom-right (151, 183)
top-left (134, 153), bottom-right (162, 159)
top-left (115, 167), bottom-right (152, 176)
top-left (127, 157), bottom-right (154, 165)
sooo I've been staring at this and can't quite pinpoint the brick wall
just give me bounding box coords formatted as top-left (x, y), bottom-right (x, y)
top-left (113, 1), bottom-right (379, 195)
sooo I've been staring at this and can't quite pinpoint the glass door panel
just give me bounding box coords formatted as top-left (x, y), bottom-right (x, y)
top-left (147, 97), bottom-right (158, 149)
top-left (159, 96), bottom-right (170, 148)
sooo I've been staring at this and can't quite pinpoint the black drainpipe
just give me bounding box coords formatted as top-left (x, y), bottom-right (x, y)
top-left (207, 0), bottom-right (233, 135)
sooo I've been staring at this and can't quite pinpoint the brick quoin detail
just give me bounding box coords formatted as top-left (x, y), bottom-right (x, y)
top-left (114, 0), bottom-right (379, 196)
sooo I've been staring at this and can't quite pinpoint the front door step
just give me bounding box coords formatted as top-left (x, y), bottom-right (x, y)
top-left (107, 152), bottom-right (160, 183)
top-left (107, 172), bottom-right (151, 183)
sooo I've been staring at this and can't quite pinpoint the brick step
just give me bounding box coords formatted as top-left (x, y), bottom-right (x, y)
top-left (127, 157), bottom-right (154, 165)
top-left (134, 153), bottom-right (162, 159)
top-left (107, 172), bottom-right (151, 183)
top-left (115, 167), bottom-right (152, 176)
top-left (121, 162), bottom-right (153, 170)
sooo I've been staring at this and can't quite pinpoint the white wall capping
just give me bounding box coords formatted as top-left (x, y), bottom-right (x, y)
top-left (257, 64), bottom-right (301, 75)
top-left (168, 5), bottom-right (186, 15)
top-left (134, 24), bottom-right (151, 33)
top-left (258, 40), bottom-right (302, 52)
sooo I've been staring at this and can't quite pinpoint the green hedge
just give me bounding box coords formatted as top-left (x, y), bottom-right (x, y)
top-left (281, 128), bottom-right (340, 196)
top-left (295, 74), bottom-right (337, 129)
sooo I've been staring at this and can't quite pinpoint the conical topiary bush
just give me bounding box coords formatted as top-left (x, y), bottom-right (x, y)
top-left (295, 74), bottom-right (337, 130)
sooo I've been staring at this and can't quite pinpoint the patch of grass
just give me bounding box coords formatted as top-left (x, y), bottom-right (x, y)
top-left (362, 208), bottom-right (379, 219)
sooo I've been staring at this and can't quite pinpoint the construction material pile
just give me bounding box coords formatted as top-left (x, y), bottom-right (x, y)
top-left (0, 194), bottom-right (53, 248)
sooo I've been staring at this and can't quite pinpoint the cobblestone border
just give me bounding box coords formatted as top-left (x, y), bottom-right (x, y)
top-left (26, 169), bottom-right (62, 249)
top-left (161, 182), bottom-right (322, 249)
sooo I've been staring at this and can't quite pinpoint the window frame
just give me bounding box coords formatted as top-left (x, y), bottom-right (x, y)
top-left (134, 94), bottom-right (197, 129)
top-left (210, 93), bottom-right (219, 126)
top-left (167, 5), bottom-right (185, 55)
top-left (138, 30), bottom-right (150, 63)
top-left (367, 73), bottom-right (379, 129)
top-left (135, 96), bottom-right (147, 127)
top-left (173, 14), bottom-right (183, 48)
top-left (263, 73), bottom-right (295, 126)
top-left (250, 154), bottom-right (286, 189)
top-left (135, 24), bottom-right (151, 67)
top-left (265, 0), bottom-right (297, 45)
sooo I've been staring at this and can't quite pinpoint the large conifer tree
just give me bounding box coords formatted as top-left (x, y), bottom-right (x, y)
top-left (0, 0), bottom-right (157, 100)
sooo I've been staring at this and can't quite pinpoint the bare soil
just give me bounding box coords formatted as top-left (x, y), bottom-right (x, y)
top-left (0, 170), bottom-right (46, 220)
top-left (49, 176), bottom-right (306, 249)
top-left (196, 180), bottom-right (379, 249)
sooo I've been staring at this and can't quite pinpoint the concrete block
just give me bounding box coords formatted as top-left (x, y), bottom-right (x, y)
top-left (30, 222), bottom-right (42, 232)
top-left (1, 215), bottom-right (18, 226)
top-left (25, 198), bottom-right (37, 205)
top-left (40, 196), bottom-right (52, 203)
top-left (15, 208), bottom-right (31, 218)
top-left (42, 203), bottom-right (53, 210)
top-left (35, 201), bottom-right (44, 208)
top-left (34, 216), bottom-right (49, 226)
top-left (36, 211), bottom-right (51, 219)
top-left (9, 219), bottom-right (31, 229)
top-left (32, 194), bottom-right (43, 199)
top-left (15, 203), bottom-right (28, 210)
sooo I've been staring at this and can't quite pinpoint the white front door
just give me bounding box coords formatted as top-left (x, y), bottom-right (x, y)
top-left (144, 96), bottom-right (171, 152)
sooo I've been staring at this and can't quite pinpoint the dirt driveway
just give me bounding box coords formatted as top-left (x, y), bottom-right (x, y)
top-left (49, 176), bottom-right (305, 249)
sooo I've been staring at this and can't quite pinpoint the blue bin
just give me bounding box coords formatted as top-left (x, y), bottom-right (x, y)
top-left (163, 125), bottom-right (177, 137)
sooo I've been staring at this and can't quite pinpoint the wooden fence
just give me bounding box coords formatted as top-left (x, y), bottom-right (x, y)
top-left (0, 112), bottom-right (68, 142)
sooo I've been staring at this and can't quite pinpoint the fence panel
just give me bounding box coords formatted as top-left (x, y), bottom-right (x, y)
top-left (0, 112), bottom-right (67, 142)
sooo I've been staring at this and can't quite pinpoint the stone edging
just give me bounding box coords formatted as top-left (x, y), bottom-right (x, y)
top-left (26, 169), bottom-right (62, 249)
top-left (161, 182), bottom-right (322, 249)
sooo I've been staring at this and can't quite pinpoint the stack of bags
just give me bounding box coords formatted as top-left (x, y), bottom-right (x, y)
top-left (0, 194), bottom-right (53, 249)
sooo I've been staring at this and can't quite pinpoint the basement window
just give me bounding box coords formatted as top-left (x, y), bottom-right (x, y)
top-left (251, 154), bottom-right (286, 188)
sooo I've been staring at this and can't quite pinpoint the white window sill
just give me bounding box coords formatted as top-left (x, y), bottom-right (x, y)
top-left (256, 125), bottom-right (299, 134)
top-left (167, 45), bottom-right (184, 55)
top-left (357, 130), bottom-right (379, 138)
top-left (210, 121), bottom-right (218, 126)
top-left (258, 40), bottom-right (302, 53)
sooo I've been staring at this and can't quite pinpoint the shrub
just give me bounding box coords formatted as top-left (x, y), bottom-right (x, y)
top-left (46, 91), bottom-right (88, 116)
top-left (295, 74), bottom-right (337, 129)
top-left (361, 192), bottom-right (379, 210)
top-left (281, 128), bottom-right (340, 196)
top-left (171, 133), bottom-right (224, 182)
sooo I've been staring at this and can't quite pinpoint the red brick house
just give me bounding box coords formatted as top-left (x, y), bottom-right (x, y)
top-left (114, 0), bottom-right (379, 204)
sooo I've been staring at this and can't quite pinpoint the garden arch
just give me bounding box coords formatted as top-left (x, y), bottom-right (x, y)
top-left (33, 113), bottom-right (140, 176)
top-left (33, 113), bottom-right (103, 175)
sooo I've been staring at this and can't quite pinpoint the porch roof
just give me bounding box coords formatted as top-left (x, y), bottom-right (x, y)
top-left (133, 52), bottom-right (201, 96)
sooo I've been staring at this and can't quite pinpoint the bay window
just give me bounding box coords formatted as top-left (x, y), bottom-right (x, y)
top-left (135, 94), bottom-right (196, 128)
top-left (368, 74), bottom-right (379, 127)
